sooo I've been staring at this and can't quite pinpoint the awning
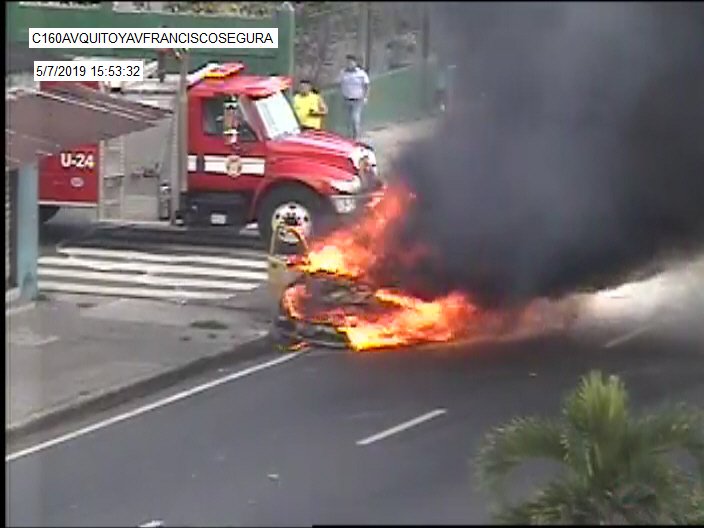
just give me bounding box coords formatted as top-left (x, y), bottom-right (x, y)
top-left (5, 84), bottom-right (173, 170)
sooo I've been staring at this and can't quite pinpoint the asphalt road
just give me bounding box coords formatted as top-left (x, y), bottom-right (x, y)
top-left (6, 314), bottom-right (704, 526)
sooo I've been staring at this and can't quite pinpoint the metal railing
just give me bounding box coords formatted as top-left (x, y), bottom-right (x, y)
top-left (294, 2), bottom-right (428, 89)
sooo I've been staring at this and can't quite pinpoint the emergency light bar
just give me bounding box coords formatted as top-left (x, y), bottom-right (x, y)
top-left (243, 76), bottom-right (292, 97)
top-left (204, 63), bottom-right (245, 79)
top-left (188, 62), bottom-right (245, 87)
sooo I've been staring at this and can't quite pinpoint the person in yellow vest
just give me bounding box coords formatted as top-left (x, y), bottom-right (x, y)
top-left (293, 79), bottom-right (328, 130)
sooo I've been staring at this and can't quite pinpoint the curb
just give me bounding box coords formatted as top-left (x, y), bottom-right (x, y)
top-left (69, 225), bottom-right (266, 252)
top-left (6, 329), bottom-right (275, 444)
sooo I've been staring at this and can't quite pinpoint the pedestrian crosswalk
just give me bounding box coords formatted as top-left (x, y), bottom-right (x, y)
top-left (38, 245), bottom-right (269, 302)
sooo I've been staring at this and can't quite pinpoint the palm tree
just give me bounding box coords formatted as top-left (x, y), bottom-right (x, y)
top-left (474, 371), bottom-right (704, 524)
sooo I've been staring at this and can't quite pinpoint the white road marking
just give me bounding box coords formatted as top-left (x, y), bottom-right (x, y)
top-left (356, 409), bottom-right (448, 446)
top-left (139, 521), bottom-right (164, 528)
top-left (38, 268), bottom-right (259, 292)
top-left (37, 282), bottom-right (235, 300)
top-left (9, 334), bottom-right (59, 347)
top-left (5, 302), bottom-right (36, 317)
top-left (6, 352), bottom-right (303, 463)
top-left (604, 324), bottom-right (654, 348)
top-left (58, 247), bottom-right (269, 269)
top-left (40, 245), bottom-right (270, 301)
top-left (39, 256), bottom-right (269, 281)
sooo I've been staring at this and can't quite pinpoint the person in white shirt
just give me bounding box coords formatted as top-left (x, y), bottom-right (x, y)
top-left (338, 54), bottom-right (370, 140)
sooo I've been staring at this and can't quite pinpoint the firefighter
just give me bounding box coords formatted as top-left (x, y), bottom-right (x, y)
top-left (267, 221), bottom-right (308, 326)
top-left (293, 79), bottom-right (328, 131)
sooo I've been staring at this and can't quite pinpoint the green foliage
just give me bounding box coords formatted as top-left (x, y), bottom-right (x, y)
top-left (161, 2), bottom-right (275, 17)
top-left (684, 485), bottom-right (704, 524)
top-left (163, 2), bottom-right (345, 19)
top-left (475, 371), bottom-right (704, 525)
top-left (163, 1), bottom-right (357, 22)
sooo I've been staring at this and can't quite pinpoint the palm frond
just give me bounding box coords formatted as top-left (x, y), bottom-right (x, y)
top-left (475, 416), bottom-right (566, 494)
top-left (625, 460), bottom-right (687, 509)
top-left (475, 371), bottom-right (704, 524)
top-left (608, 481), bottom-right (664, 524)
top-left (681, 484), bottom-right (704, 524)
top-left (494, 478), bottom-right (594, 525)
top-left (633, 403), bottom-right (704, 478)
top-left (561, 371), bottom-right (633, 490)
top-left (558, 423), bottom-right (593, 483)
top-left (563, 371), bottom-right (629, 442)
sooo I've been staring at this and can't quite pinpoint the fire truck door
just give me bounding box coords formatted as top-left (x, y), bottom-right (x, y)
top-left (228, 120), bottom-right (267, 185)
top-left (196, 96), bottom-right (266, 192)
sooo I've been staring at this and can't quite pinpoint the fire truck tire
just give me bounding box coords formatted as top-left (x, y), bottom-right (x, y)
top-left (39, 205), bottom-right (60, 224)
top-left (257, 185), bottom-right (324, 246)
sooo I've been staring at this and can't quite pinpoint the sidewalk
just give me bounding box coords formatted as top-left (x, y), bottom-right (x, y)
top-left (6, 287), bottom-right (274, 439)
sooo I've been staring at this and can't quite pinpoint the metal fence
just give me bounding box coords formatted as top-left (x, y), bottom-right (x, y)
top-left (367, 2), bottom-right (426, 74)
top-left (294, 2), bottom-right (428, 89)
top-left (294, 2), bottom-right (360, 88)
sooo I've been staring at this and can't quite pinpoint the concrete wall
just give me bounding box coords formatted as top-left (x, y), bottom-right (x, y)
top-left (7, 2), bottom-right (295, 77)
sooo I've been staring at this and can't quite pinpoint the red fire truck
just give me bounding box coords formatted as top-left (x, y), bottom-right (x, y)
top-left (39, 62), bottom-right (383, 244)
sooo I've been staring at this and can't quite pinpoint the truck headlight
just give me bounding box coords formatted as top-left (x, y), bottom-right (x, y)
top-left (329, 175), bottom-right (362, 194)
top-left (359, 155), bottom-right (371, 173)
top-left (350, 146), bottom-right (376, 170)
top-left (362, 149), bottom-right (376, 167)
top-left (331, 195), bottom-right (358, 214)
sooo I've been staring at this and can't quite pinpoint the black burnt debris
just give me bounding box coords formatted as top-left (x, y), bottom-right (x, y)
top-left (272, 272), bottom-right (575, 352)
top-left (273, 275), bottom-right (359, 350)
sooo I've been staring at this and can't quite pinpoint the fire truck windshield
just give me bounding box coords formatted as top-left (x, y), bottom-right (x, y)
top-left (253, 91), bottom-right (301, 139)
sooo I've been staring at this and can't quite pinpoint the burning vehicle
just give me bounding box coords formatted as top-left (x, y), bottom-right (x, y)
top-left (271, 184), bottom-right (576, 352)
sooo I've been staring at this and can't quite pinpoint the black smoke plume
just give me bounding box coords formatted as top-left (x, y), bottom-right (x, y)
top-left (387, 2), bottom-right (704, 308)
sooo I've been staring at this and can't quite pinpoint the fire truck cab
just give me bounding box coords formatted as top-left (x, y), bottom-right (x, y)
top-left (39, 62), bottom-right (384, 244)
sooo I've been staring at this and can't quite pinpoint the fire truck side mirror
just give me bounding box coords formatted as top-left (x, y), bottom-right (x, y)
top-left (223, 105), bottom-right (238, 145)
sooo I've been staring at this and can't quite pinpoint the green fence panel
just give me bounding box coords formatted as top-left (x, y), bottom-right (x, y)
top-left (7, 2), bottom-right (294, 76)
top-left (321, 59), bottom-right (438, 138)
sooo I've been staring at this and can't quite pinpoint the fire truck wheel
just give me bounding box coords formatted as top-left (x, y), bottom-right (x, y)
top-left (39, 206), bottom-right (60, 224)
top-left (258, 185), bottom-right (324, 246)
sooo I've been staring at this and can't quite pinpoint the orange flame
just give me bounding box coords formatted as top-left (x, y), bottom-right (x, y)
top-left (298, 186), bottom-right (411, 279)
top-left (336, 289), bottom-right (478, 350)
top-left (284, 185), bottom-right (486, 351)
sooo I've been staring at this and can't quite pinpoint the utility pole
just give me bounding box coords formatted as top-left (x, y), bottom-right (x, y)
top-left (422, 2), bottom-right (430, 62)
top-left (357, 2), bottom-right (367, 66)
top-left (421, 2), bottom-right (431, 111)
top-left (365, 2), bottom-right (372, 73)
top-left (172, 49), bottom-right (188, 225)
